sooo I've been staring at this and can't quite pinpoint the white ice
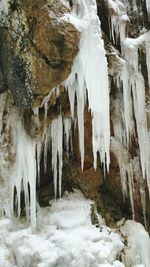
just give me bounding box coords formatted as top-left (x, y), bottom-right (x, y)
top-left (65, 0), bottom-right (110, 170)
top-left (51, 115), bottom-right (63, 198)
top-left (121, 220), bottom-right (150, 267)
top-left (0, 191), bottom-right (124, 267)
top-left (9, 117), bottom-right (37, 231)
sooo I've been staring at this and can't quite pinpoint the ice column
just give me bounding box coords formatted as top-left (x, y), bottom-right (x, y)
top-left (10, 118), bottom-right (37, 230)
top-left (65, 0), bottom-right (110, 170)
top-left (146, 42), bottom-right (150, 89)
top-left (51, 115), bottom-right (63, 198)
top-left (146, 0), bottom-right (150, 15)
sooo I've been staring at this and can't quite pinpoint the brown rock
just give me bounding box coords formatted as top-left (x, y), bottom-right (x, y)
top-left (0, 0), bottom-right (79, 107)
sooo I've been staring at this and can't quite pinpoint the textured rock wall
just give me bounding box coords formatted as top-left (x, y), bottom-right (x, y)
top-left (0, 0), bottom-right (79, 107)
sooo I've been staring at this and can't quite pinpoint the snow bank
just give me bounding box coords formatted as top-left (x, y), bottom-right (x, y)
top-left (0, 191), bottom-right (124, 267)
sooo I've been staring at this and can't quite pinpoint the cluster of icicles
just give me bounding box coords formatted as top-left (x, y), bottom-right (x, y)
top-left (0, 0), bottom-right (110, 230)
top-left (108, 0), bottom-right (150, 223)
top-left (0, 0), bottom-right (150, 230)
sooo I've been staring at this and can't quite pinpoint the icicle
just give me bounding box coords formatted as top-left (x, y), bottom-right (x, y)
top-left (108, 0), bottom-right (129, 47)
top-left (43, 125), bottom-right (51, 173)
top-left (33, 107), bottom-right (39, 117)
top-left (111, 137), bottom-right (128, 200)
top-left (128, 162), bottom-right (135, 220)
top-left (0, 94), bottom-right (7, 134)
top-left (146, 0), bottom-right (150, 16)
top-left (146, 42), bottom-right (150, 89)
top-left (66, 74), bottom-right (76, 119)
top-left (111, 93), bottom-right (132, 211)
top-left (140, 187), bottom-right (147, 229)
top-left (76, 76), bottom-right (86, 170)
top-left (64, 117), bottom-right (72, 155)
top-left (112, 96), bottom-right (127, 147)
top-left (36, 142), bottom-right (42, 185)
top-left (117, 32), bottom-right (150, 198)
top-left (10, 118), bottom-right (37, 230)
top-left (111, 137), bottom-right (135, 218)
top-left (65, 0), bottom-right (110, 170)
top-left (51, 115), bottom-right (63, 198)
top-left (132, 73), bottom-right (149, 181)
top-left (121, 64), bottom-right (134, 146)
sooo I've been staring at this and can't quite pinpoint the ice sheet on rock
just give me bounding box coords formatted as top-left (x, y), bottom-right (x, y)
top-left (0, 191), bottom-right (124, 267)
top-left (121, 220), bottom-right (150, 267)
top-left (65, 0), bottom-right (110, 170)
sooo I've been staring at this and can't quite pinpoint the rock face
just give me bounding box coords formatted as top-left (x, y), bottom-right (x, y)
top-left (0, 0), bottom-right (79, 107)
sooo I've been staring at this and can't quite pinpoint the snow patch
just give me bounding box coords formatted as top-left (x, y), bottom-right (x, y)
top-left (0, 191), bottom-right (124, 267)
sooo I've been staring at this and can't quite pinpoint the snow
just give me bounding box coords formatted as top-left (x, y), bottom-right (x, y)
top-left (65, 0), bottom-right (110, 170)
top-left (0, 191), bottom-right (124, 267)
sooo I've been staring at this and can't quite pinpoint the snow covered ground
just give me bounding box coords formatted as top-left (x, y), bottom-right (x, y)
top-left (0, 191), bottom-right (125, 267)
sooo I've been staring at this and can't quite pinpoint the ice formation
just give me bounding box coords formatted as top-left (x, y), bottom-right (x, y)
top-left (0, 112), bottom-right (37, 230)
top-left (108, 0), bottom-right (129, 47)
top-left (109, 0), bottom-right (150, 220)
top-left (0, 0), bottom-right (150, 266)
top-left (121, 220), bottom-right (150, 267)
top-left (65, 0), bottom-right (110, 170)
top-left (0, 0), bottom-right (149, 226)
top-left (51, 115), bottom-right (63, 198)
top-left (146, 0), bottom-right (150, 15)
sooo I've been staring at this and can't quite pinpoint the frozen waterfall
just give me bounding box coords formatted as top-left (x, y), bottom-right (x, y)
top-left (0, 3), bottom-right (150, 266)
top-left (65, 0), bottom-right (110, 171)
